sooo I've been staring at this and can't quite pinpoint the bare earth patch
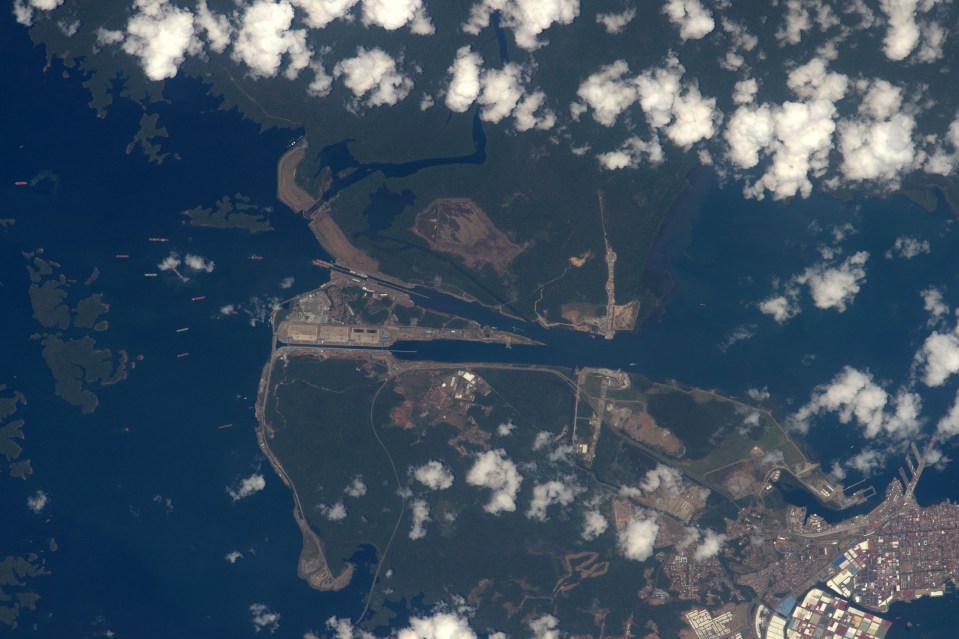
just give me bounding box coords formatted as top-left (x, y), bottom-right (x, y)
top-left (412, 198), bottom-right (527, 274)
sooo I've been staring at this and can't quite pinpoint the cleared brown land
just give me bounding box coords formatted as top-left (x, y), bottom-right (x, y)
top-left (308, 205), bottom-right (380, 274)
top-left (276, 146), bottom-right (315, 213)
top-left (277, 145), bottom-right (381, 274)
top-left (412, 198), bottom-right (526, 274)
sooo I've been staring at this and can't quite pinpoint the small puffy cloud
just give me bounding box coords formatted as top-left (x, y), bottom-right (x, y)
top-left (921, 287), bottom-right (949, 323)
top-left (280, 276), bottom-right (295, 289)
top-left (725, 104), bottom-right (775, 169)
top-left (477, 63), bottom-right (524, 123)
top-left (916, 323), bottom-right (959, 387)
top-left (319, 501), bottom-right (348, 520)
top-left (860, 80), bottom-right (903, 120)
top-left (497, 419), bottom-right (516, 436)
top-left (220, 304), bottom-right (236, 315)
top-left (617, 511), bottom-right (659, 561)
top-left (464, 0), bottom-right (580, 51)
top-left (334, 47), bottom-right (412, 107)
top-left (96, 28), bottom-right (126, 46)
top-left (445, 47), bottom-right (483, 112)
top-left (758, 294), bottom-right (800, 323)
top-left (596, 8), bottom-right (635, 34)
top-left (692, 528), bottom-right (727, 560)
top-left (289, 0), bottom-right (358, 29)
top-left (596, 136), bottom-right (664, 170)
top-left (362, 0), bottom-right (433, 33)
top-left (396, 613), bottom-right (478, 639)
top-left (838, 114), bottom-right (916, 184)
top-left (529, 615), bottom-right (560, 639)
top-left (225, 550), bottom-right (244, 563)
top-left (662, 0), bottom-right (715, 41)
top-left (581, 509), bottom-right (609, 540)
top-left (122, 0), bottom-right (201, 82)
top-left (879, 0), bottom-right (921, 61)
top-left (732, 78), bottom-right (759, 105)
top-left (27, 490), bottom-right (48, 514)
top-left (158, 252), bottom-right (181, 271)
top-left (526, 478), bottom-right (582, 521)
top-left (196, 0), bottom-right (232, 53)
top-left (640, 463), bottom-right (684, 498)
top-left (466, 449), bottom-right (523, 514)
top-left (846, 447), bottom-right (887, 475)
top-left (413, 460), bottom-right (454, 490)
top-left (937, 389), bottom-right (959, 438)
top-left (250, 603), bottom-right (281, 633)
top-left (409, 498), bottom-right (431, 539)
top-left (232, 1), bottom-right (311, 80)
top-left (886, 236), bottom-right (930, 259)
top-left (790, 366), bottom-right (922, 440)
top-left (796, 251), bottom-right (869, 312)
top-left (344, 475), bottom-right (367, 497)
top-left (576, 60), bottom-right (638, 127)
top-left (228, 473), bottom-right (266, 501)
top-left (13, 0), bottom-right (65, 27)
top-left (184, 253), bottom-right (215, 272)
top-left (308, 60), bottom-right (334, 97)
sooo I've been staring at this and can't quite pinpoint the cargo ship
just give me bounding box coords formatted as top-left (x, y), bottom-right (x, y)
top-left (248, 254), bottom-right (263, 261)
top-left (176, 327), bottom-right (189, 333)
top-left (176, 352), bottom-right (189, 358)
top-left (144, 273), bottom-right (158, 277)
top-left (14, 181), bottom-right (28, 186)
top-left (191, 295), bottom-right (206, 301)
top-left (312, 259), bottom-right (333, 268)
top-left (115, 254), bottom-right (129, 259)
top-left (148, 237), bottom-right (169, 242)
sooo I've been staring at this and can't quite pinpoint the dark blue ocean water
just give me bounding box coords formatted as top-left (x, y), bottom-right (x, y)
top-left (3, 10), bottom-right (959, 638)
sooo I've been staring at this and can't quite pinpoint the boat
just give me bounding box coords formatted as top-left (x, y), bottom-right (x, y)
top-left (148, 237), bottom-right (169, 242)
top-left (176, 327), bottom-right (189, 333)
top-left (14, 181), bottom-right (28, 186)
top-left (248, 254), bottom-right (263, 261)
top-left (144, 273), bottom-right (158, 277)
top-left (312, 259), bottom-right (333, 268)
top-left (217, 423), bottom-right (233, 429)
top-left (176, 352), bottom-right (189, 358)
top-left (191, 295), bottom-right (206, 301)
top-left (115, 254), bottom-right (129, 259)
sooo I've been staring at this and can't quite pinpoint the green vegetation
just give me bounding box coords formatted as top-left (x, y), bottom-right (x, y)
top-left (264, 357), bottom-right (653, 637)
top-left (24, 253), bottom-right (127, 414)
top-left (73, 293), bottom-right (108, 329)
top-left (0, 555), bottom-right (45, 630)
top-left (0, 387), bottom-right (30, 479)
top-left (183, 193), bottom-right (273, 233)
top-left (125, 112), bottom-right (171, 164)
top-left (646, 387), bottom-right (748, 460)
top-left (40, 335), bottom-right (127, 414)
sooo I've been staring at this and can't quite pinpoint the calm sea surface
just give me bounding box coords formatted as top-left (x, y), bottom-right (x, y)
top-left (2, 11), bottom-right (958, 638)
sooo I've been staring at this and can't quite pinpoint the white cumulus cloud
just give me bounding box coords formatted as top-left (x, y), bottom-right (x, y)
top-left (581, 509), bottom-right (608, 540)
top-left (228, 473), bottom-right (266, 501)
top-left (334, 47), bottom-right (412, 107)
top-left (464, 0), bottom-right (580, 51)
top-left (617, 511), bottom-right (659, 561)
top-left (27, 490), bottom-right (48, 514)
top-left (526, 478), bottom-right (582, 521)
top-left (409, 498), bottom-right (431, 539)
top-left (413, 460), bottom-right (454, 490)
top-left (790, 366), bottom-right (922, 440)
top-left (250, 603), bottom-right (281, 633)
top-left (662, 0), bottom-right (715, 41)
top-left (466, 449), bottom-right (523, 514)
top-left (232, 1), bottom-right (311, 80)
